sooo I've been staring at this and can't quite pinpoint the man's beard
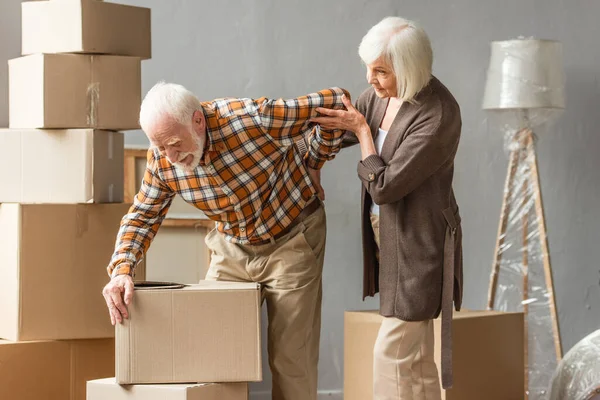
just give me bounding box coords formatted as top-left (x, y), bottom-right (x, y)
top-left (171, 130), bottom-right (205, 172)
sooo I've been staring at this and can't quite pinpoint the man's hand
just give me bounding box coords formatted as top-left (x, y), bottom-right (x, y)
top-left (102, 274), bottom-right (134, 325)
top-left (308, 167), bottom-right (325, 201)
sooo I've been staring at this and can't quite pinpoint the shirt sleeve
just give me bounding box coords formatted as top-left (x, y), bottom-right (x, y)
top-left (106, 149), bottom-right (175, 278)
top-left (256, 87), bottom-right (350, 169)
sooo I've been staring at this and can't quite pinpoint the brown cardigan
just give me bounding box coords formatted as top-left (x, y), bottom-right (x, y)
top-left (342, 76), bottom-right (463, 389)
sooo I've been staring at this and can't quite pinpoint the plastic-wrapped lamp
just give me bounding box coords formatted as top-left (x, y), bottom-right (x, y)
top-left (483, 38), bottom-right (565, 400)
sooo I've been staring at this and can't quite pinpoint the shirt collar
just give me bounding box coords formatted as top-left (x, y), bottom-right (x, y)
top-left (199, 102), bottom-right (220, 166)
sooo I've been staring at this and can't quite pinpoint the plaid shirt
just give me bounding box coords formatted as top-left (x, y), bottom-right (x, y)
top-left (108, 87), bottom-right (350, 277)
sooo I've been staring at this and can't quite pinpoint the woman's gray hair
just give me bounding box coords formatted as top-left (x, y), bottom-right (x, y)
top-left (139, 81), bottom-right (202, 133)
top-left (359, 16), bottom-right (433, 103)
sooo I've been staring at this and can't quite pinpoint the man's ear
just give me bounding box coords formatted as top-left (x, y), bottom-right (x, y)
top-left (192, 110), bottom-right (202, 124)
top-left (192, 110), bottom-right (205, 134)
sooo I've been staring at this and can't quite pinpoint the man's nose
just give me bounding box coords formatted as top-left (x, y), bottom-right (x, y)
top-left (165, 147), bottom-right (179, 162)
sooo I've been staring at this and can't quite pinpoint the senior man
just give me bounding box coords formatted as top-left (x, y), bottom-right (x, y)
top-left (102, 81), bottom-right (349, 400)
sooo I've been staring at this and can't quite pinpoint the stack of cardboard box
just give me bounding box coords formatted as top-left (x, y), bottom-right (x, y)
top-left (0, 1), bottom-right (263, 399)
top-left (0, 0), bottom-right (150, 399)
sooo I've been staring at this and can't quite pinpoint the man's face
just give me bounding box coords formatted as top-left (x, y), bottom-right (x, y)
top-left (147, 111), bottom-right (206, 171)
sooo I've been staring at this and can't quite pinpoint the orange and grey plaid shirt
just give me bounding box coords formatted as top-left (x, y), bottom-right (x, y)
top-left (108, 87), bottom-right (350, 277)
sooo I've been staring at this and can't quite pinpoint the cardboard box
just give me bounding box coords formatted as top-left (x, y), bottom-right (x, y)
top-left (116, 281), bottom-right (262, 384)
top-left (0, 339), bottom-right (114, 400)
top-left (64, 339), bottom-right (116, 400)
top-left (9, 54), bottom-right (141, 130)
top-left (0, 203), bottom-right (143, 341)
top-left (22, 0), bottom-right (149, 59)
top-left (0, 129), bottom-right (124, 203)
top-left (344, 310), bottom-right (524, 400)
top-left (88, 378), bottom-right (249, 400)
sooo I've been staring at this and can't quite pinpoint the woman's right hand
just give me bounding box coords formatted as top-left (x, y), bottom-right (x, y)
top-left (311, 95), bottom-right (370, 137)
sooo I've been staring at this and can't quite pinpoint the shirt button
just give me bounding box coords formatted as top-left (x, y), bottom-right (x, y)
top-left (240, 228), bottom-right (246, 232)
top-left (368, 173), bottom-right (375, 181)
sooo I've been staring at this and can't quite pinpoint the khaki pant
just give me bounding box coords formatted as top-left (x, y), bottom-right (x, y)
top-left (205, 203), bottom-right (326, 400)
top-left (370, 214), bottom-right (441, 400)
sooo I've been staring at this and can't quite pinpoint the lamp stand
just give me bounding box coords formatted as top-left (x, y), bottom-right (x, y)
top-left (486, 127), bottom-right (563, 399)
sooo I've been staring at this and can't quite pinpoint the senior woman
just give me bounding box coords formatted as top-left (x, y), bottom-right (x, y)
top-left (312, 17), bottom-right (463, 399)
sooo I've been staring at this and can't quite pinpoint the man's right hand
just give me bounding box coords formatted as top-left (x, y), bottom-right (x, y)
top-left (308, 167), bottom-right (325, 201)
top-left (102, 274), bottom-right (134, 326)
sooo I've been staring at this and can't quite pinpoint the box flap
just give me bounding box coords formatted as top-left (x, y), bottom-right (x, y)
top-left (134, 281), bottom-right (187, 290)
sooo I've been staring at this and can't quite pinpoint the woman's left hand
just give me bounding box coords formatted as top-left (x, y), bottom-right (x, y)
top-left (311, 95), bottom-right (369, 136)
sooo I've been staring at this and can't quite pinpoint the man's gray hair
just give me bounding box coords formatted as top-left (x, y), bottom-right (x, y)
top-left (359, 16), bottom-right (433, 103)
top-left (139, 81), bottom-right (202, 132)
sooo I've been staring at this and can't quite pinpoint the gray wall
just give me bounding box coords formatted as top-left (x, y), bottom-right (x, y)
top-left (2, 0), bottom-right (599, 397)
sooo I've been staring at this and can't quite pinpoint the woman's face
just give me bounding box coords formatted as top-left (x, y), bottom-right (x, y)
top-left (366, 57), bottom-right (397, 98)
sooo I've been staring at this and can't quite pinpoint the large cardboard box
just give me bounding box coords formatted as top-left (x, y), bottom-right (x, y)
top-left (344, 310), bottom-right (524, 400)
top-left (22, 0), bottom-right (150, 59)
top-left (88, 378), bottom-right (249, 400)
top-left (0, 339), bottom-right (114, 400)
top-left (9, 54), bottom-right (141, 130)
top-left (116, 281), bottom-right (262, 384)
top-left (0, 203), bottom-right (142, 341)
top-left (0, 129), bottom-right (124, 203)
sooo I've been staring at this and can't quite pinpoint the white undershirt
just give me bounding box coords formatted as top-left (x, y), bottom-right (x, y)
top-left (370, 128), bottom-right (388, 215)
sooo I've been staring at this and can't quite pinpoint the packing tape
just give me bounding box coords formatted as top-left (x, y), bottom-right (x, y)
top-left (86, 83), bottom-right (99, 127)
top-left (86, 55), bottom-right (99, 127)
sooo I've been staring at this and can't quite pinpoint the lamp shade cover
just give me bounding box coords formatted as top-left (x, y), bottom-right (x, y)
top-left (482, 39), bottom-right (565, 110)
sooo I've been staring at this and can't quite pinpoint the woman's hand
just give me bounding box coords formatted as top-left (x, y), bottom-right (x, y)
top-left (312, 95), bottom-right (377, 160)
top-left (311, 95), bottom-right (370, 138)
